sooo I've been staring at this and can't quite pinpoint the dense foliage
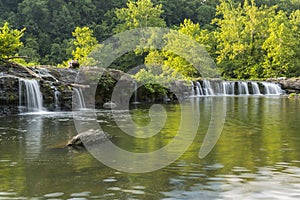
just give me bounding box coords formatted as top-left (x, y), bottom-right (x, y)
top-left (214, 0), bottom-right (300, 78)
top-left (0, 0), bottom-right (299, 78)
top-left (0, 22), bottom-right (25, 61)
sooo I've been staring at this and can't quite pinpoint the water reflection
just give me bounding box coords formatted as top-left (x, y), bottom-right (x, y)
top-left (162, 164), bottom-right (300, 200)
top-left (0, 97), bottom-right (299, 199)
top-left (23, 115), bottom-right (43, 159)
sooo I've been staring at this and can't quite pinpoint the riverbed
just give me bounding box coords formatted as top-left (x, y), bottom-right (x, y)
top-left (0, 96), bottom-right (299, 199)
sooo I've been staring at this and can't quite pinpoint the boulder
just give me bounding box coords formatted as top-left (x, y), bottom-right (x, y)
top-left (67, 129), bottom-right (111, 148)
top-left (103, 101), bottom-right (117, 109)
top-left (277, 78), bottom-right (300, 94)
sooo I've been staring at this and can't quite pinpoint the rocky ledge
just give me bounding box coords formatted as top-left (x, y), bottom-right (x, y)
top-left (0, 63), bottom-right (189, 116)
top-left (268, 77), bottom-right (300, 94)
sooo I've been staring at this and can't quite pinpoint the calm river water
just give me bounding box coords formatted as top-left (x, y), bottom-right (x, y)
top-left (0, 96), bottom-right (299, 199)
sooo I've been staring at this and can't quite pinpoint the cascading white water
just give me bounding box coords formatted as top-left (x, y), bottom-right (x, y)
top-left (196, 82), bottom-right (203, 96)
top-left (238, 82), bottom-right (249, 95)
top-left (215, 82), bottom-right (221, 95)
top-left (73, 88), bottom-right (86, 109)
top-left (261, 82), bottom-right (283, 95)
top-left (19, 78), bottom-right (44, 112)
top-left (222, 81), bottom-right (235, 95)
top-left (251, 82), bottom-right (261, 95)
top-left (189, 80), bottom-right (283, 97)
top-left (134, 81), bottom-right (138, 102)
top-left (132, 81), bottom-right (141, 104)
top-left (54, 87), bottom-right (61, 110)
top-left (190, 81), bottom-right (195, 96)
top-left (203, 80), bottom-right (214, 96)
top-left (195, 85), bottom-right (200, 96)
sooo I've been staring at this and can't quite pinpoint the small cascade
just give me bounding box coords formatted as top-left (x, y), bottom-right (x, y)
top-left (222, 81), bottom-right (235, 95)
top-left (54, 87), bottom-right (61, 111)
top-left (132, 81), bottom-right (140, 104)
top-left (203, 80), bottom-right (214, 96)
top-left (261, 82), bottom-right (283, 95)
top-left (19, 78), bottom-right (44, 112)
top-left (189, 80), bottom-right (284, 97)
top-left (190, 81), bottom-right (195, 96)
top-left (251, 82), bottom-right (261, 95)
top-left (196, 82), bottom-right (203, 96)
top-left (195, 84), bottom-right (200, 96)
top-left (238, 82), bottom-right (249, 95)
top-left (73, 88), bottom-right (86, 109)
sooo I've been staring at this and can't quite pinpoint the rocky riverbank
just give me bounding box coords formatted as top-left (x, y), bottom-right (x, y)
top-left (1, 63), bottom-right (299, 116)
top-left (267, 77), bottom-right (300, 94)
top-left (0, 63), bottom-right (188, 116)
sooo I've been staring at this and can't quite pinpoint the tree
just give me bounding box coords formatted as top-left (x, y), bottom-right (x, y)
top-left (0, 22), bottom-right (25, 60)
top-left (214, 0), bottom-right (277, 79)
top-left (115, 0), bottom-right (166, 32)
top-left (288, 9), bottom-right (300, 76)
top-left (153, 0), bottom-right (219, 28)
top-left (18, 37), bottom-right (40, 64)
top-left (71, 26), bottom-right (98, 66)
top-left (262, 11), bottom-right (298, 77)
top-left (163, 19), bottom-right (209, 78)
top-left (142, 19), bottom-right (213, 79)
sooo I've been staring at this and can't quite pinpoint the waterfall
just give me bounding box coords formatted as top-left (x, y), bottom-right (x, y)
top-left (54, 87), bottom-right (61, 111)
top-left (203, 80), bottom-right (214, 96)
top-left (251, 82), bottom-right (261, 95)
top-left (222, 81), bottom-right (235, 95)
top-left (134, 81), bottom-right (138, 102)
top-left (215, 82), bottom-right (221, 95)
top-left (132, 81), bottom-right (140, 104)
top-left (196, 82), bottom-right (203, 96)
top-left (190, 81), bottom-right (195, 96)
top-left (261, 82), bottom-right (283, 95)
top-left (195, 85), bottom-right (200, 96)
top-left (238, 82), bottom-right (249, 95)
top-left (19, 78), bottom-right (44, 112)
top-left (189, 80), bottom-right (283, 97)
top-left (73, 88), bottom-right (86, 109)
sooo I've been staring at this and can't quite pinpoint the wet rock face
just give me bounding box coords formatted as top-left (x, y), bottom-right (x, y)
top-left (39, 80), bottom-right (73, 111)
top-left (267, 77), bottom-right (300, 94)
top-left (279, 78), bottom-right (300, 94)
top-left (0, 76), bottom-right (19, 115)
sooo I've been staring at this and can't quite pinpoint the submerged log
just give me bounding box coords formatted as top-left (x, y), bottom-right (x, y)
top-left (67, 129), bottom-right (111, 148)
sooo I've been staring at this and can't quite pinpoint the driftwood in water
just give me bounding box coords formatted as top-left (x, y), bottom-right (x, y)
top-left (69, 83), bottom-right (90, 89)
top-left (67, 129), bottom-right (111, 148)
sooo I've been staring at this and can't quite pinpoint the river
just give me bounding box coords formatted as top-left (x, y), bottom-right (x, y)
top-left (0, 96), bottom-right (299, 199)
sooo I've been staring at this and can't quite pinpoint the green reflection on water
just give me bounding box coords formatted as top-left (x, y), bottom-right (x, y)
top-left (0, 97), bottom-right (299, 199)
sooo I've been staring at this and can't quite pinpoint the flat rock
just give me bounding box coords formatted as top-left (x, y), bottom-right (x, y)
top-left (67, 129), bottom-right (111, 148)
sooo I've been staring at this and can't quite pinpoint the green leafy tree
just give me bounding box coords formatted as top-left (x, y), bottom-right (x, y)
top-left (163, 19), bottom-right (205, 78)
top-left (0, 22), bottom-right (25, 61)
top-left (18, 37), bottom-right (40, 64)
top-left (111, 0), bottom-right (167, 72)
top-left (262, 11), bottom-right (298, 77)
top-left (143, 19), bottom-right (213, 79)
top-left (214, 0), bottom-right (277, 79)
top-left (71, 26), bottom-right (98, 66)
top-left (288, 9), bottom-right (300, 76)
top-left (213, 0), bottom-right (245, 78)
top-left (115, 0), bottom-right (166, 32)
top-left (153, 0), bottom-right (219, 28)
top-left (214, 0), bottom-right (300, 79)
